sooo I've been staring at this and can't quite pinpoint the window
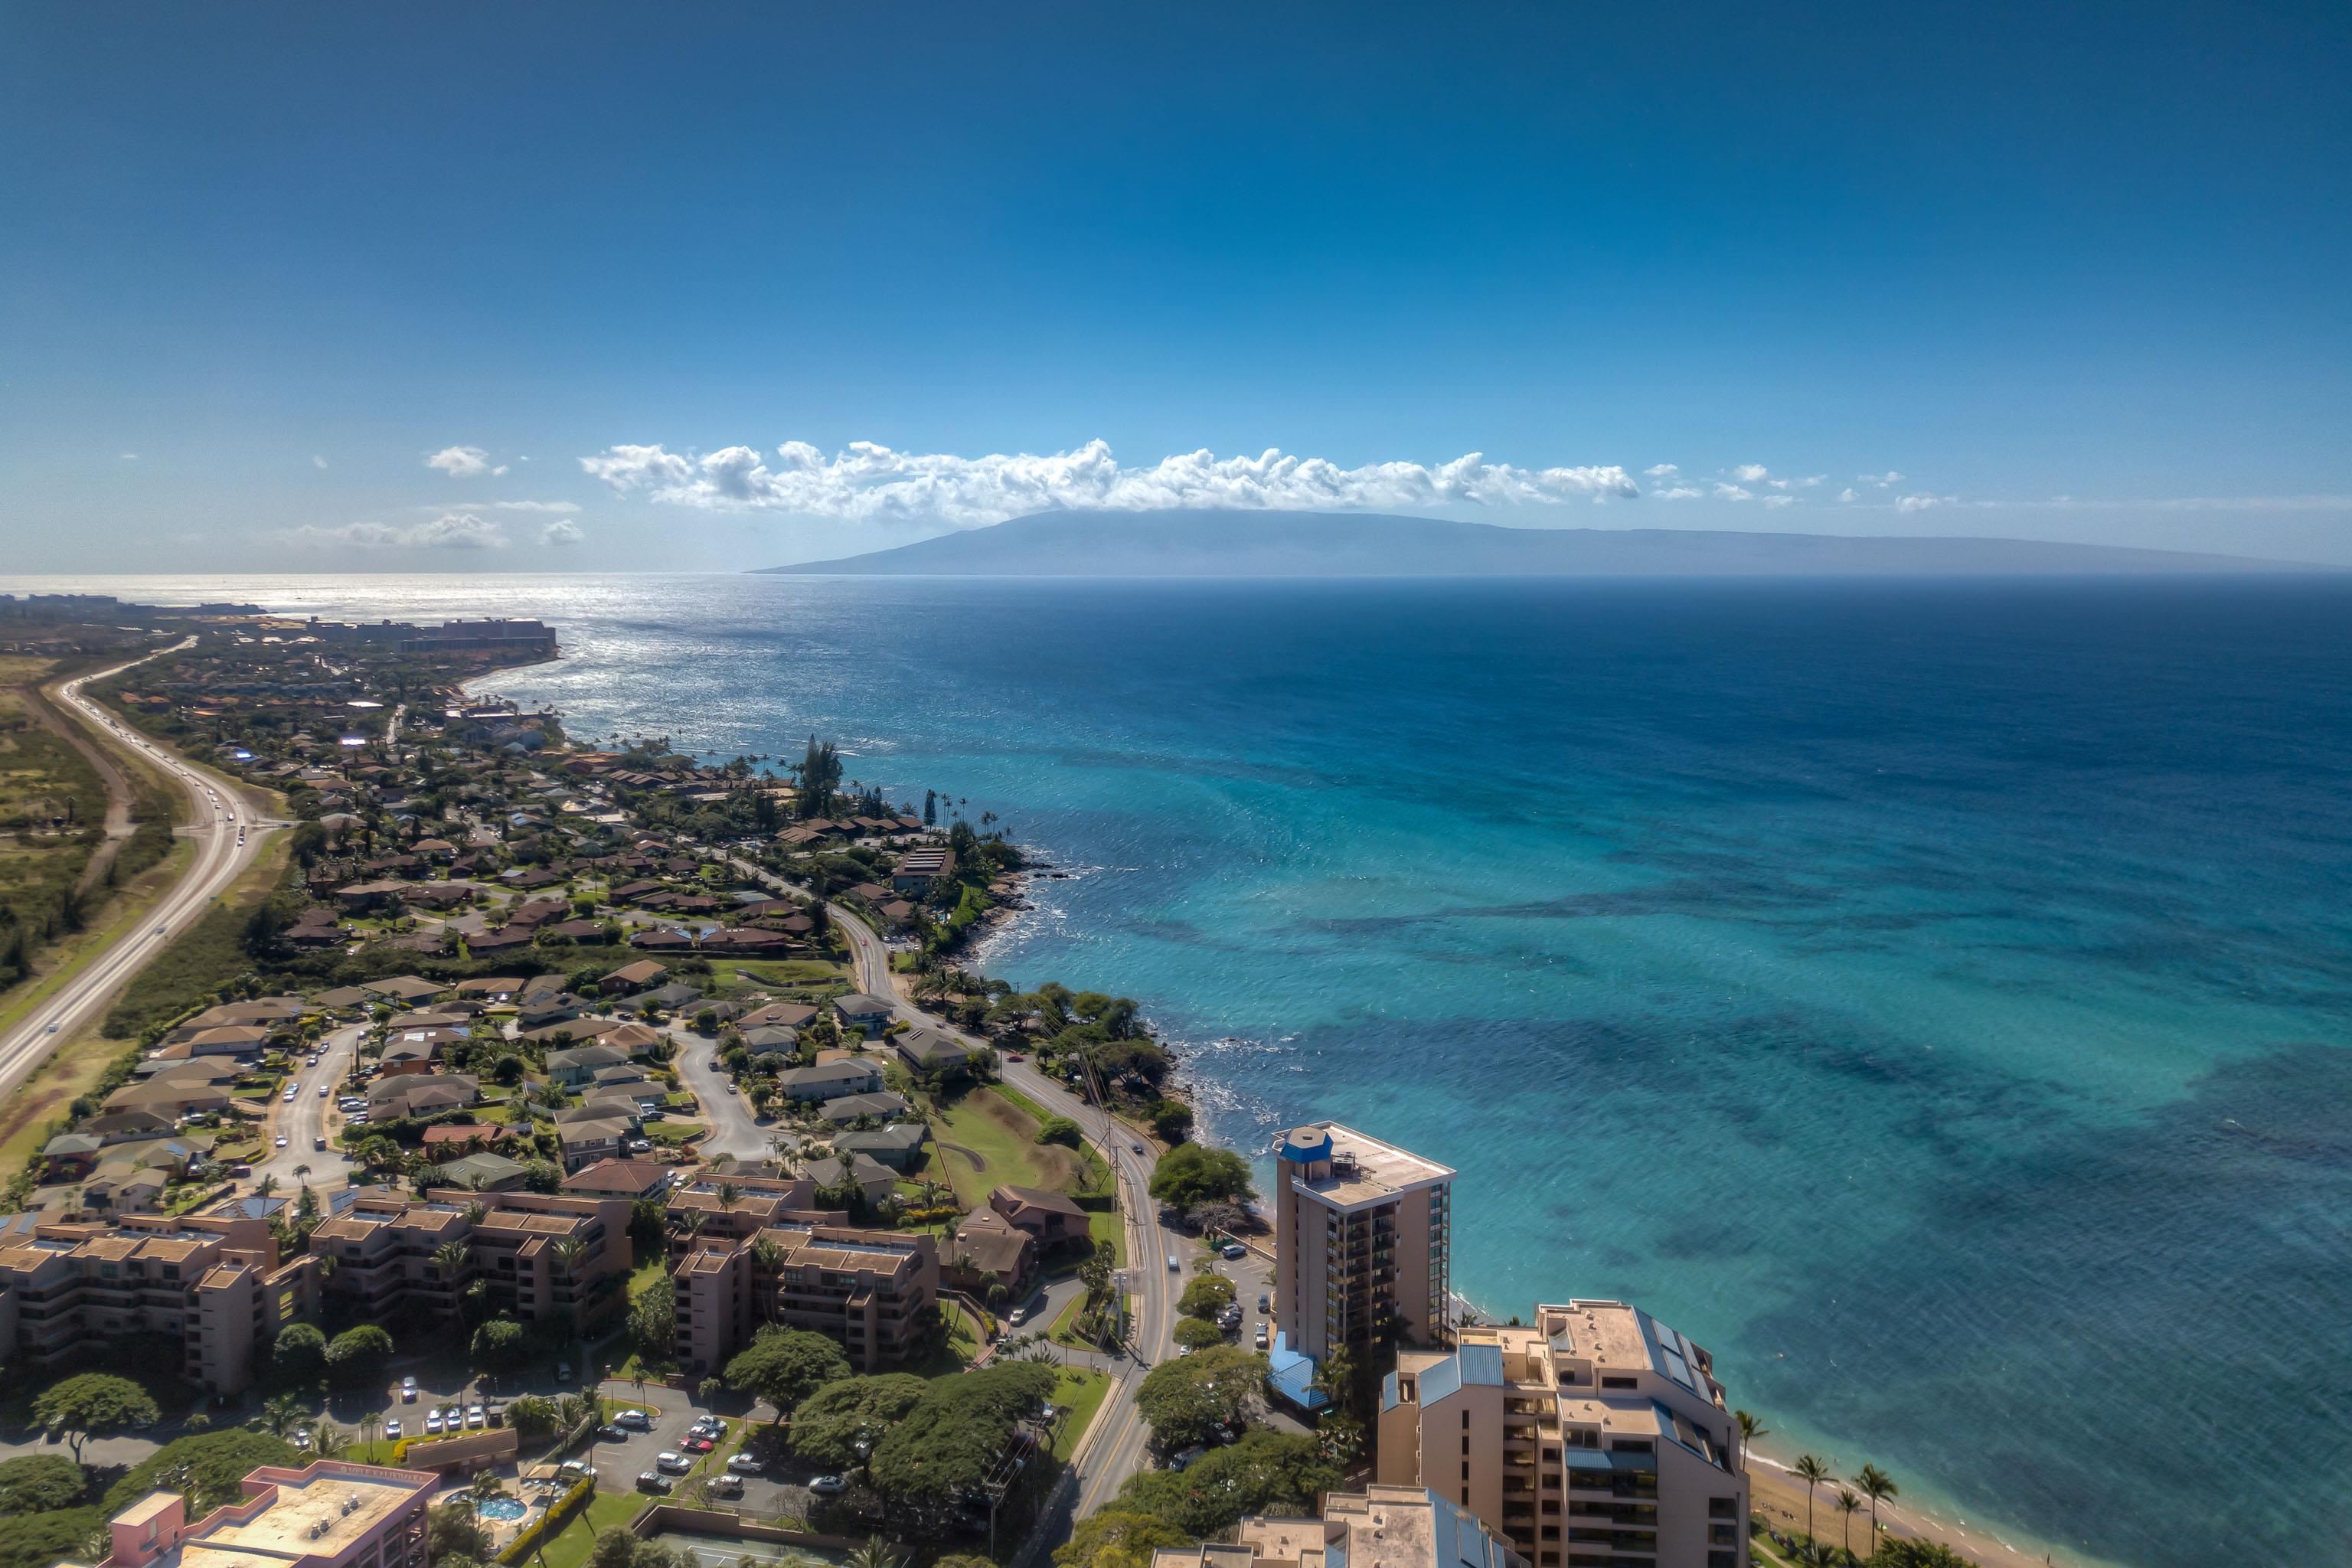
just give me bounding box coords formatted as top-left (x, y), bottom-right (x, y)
top-left (1463, 1436), bottom-right (1472, 1455)
top-left (1709, 1498), bottom-right (1736, 1519)
top-left (1463, 1410), bottom-right (1472, 1429)
top-left (1609, 1439), bottom-right (1652, 1454)
top-left (1600, 1375), bottom-right (1635, 1390)
top-left (1462, 1462), bottom-right (1471, 1481)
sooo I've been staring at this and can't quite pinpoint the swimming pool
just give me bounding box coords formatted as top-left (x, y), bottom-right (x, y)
top-left (474, 1498), bottom-right (527, 1521)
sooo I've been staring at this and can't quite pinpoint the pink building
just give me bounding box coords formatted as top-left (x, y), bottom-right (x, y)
top-left (100, 1462), bottom-right (436, 1568)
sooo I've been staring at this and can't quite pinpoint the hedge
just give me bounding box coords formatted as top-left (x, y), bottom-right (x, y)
top-left (496, 1477), bottom-right (595, 1565)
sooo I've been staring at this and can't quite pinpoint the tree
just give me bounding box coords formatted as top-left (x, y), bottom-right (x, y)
top-left (1792, 1454), bottom-right (1834, 1543)
top-left (1051, 1511), bottom-right (1192, 1568)
top-left (627, 1287), bottom-right (674, 1362)
top-left (1177, 1275), bottom-right (1234, 1321)
top-left (843, 1539), bottom-right (901, 1568)
top-left (1132, 1346), bottom-right (1264, 1452)
top-left (33, 1375), bottom-right (158, 1462)
top-left (1172, 1318), bottom-right (1224, 1351)
top-left (260, 1394), bottom-right (309, 1439)
top-left (1735, 1409), bottom-right (1767, 1451)
top-left (325, 1325), bottom-right (395, 1387)
top-left (1147, 1144), bottom-right (1253, 1210)
top-left (103, 1432), bottom-right (298, 1514)
top-left (725, 1327), bottom-right (851, 1423)
top-left (866, 1361), bottom-right (1058, 1508)
top-left (788, 1374), bottom-right (929, 1470)
top-left (471, 1319), bottom-right (531, 1374)
top-left (1147, 1100), bottom-right (1193, 1144)
top-left (1856, 1464), bottom-right (1899, 1554)
top-left (1836, 1489), bottom-right (1862, 1560)
top-left (272, 1321), bottom-right (328, 1383)
top-left (1034, 1115), bottom-right (1083, 1148)
top-left (0, 1456), bottom-right (86, 1517)
top-left (0, 1508), bottom-right (103, 1568)
top-left (427, 1501), bottom-right (491, 1566)
top-left (506, 1395), bottom-right (557, 1440)
top-left (1112, 1430), bottom-right (1339, 1539)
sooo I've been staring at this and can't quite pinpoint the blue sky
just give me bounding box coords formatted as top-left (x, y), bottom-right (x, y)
top-left (4, 0), bottom-right (2348, 570)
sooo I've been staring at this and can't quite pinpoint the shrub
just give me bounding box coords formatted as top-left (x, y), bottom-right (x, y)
top-left (325, 1325), bottom-right (394, 1387)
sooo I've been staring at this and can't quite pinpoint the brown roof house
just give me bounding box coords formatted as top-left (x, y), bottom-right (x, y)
top-left (988, 1184), bottom-right (1089, 1246)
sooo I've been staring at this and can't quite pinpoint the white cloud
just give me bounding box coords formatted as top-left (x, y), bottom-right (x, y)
top-left (492, 464), bottom-right (509, 477)
top-left (580, 439), bottom-right (1641, 525)
top-left (1767, 479), bottom-right (1792, 490)
top-left (426, 445), bottom-right (492, 478)
top-left (1644, 462), bottom-right (1681, 479)
top-left (1713, 482), bottom-right (1754, 501)
top-left (494, 500), bottom-right (583, 514)
top-left (1762, 495), bottom-right (1797, 509)
top-left (1654, 485), bottom-right (1704, 501)
top-left (539, 518), bottom-right (584, 547)
top-left (1860, 470), bottom-right (1904, 487)
top-left (1838, 488), bottom-right (1859, 503)
top-left (1798, 475), bottom-right (1825, 488)
top-left (1896, 494), bottom-right (1946, 514)
top-left (312, 455), bottom-right (328, 470)
top-left (1733, 463), bottom-right (1770, 483)
top-left (286, 511), bottom-right (508, 550)
top-left (119, 452), bottom-right (139, 462)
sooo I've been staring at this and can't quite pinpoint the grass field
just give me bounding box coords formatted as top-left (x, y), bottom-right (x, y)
top-left (535, 1490), bottom-right (648, 1568)
top-left (1051, 1367), bottom-right (1111, 1462)
top-left (706, 958), bottom-right (850, 994)
top-left (926, 1084), bottom-right (1086, 1208)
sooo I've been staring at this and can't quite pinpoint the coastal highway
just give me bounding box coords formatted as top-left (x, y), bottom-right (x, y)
top-left (0, 648), bottom-right (279, 1102)
top-left (827, 897), bottom-right (1183, 1519)
top-left (711, 848), bottom-right (1183, 1521)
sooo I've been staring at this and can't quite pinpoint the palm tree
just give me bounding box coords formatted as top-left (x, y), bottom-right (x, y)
top-left (749, 1235), bottom-right (785, 1324)
top-left (256, 1174), bottom-right (279, 1200)
top-left (1834, 1489), bottom-right (1861, 1560)
top-left (1792, 1454), bottom-right (1834, 1544)
top-left (358, 1411), bottom-right (381, 1454)
top-left (292, 1163), bottom-right (312, 1187)
top-left (717, 1181), bottom-right (741, 1216)
top-left (844, 1538), bottom-right (901, 1568)
top-left (1855, 1465), bottom-right (1897, 1554)
top-left (311, 1421), bottom-right (348, 1459)
top-left (261, 1393), bottom-right (307, 1438)
top-left (551, 1236), bottom-right (591, 1279)
top-left (1735, 1409), bottom-right (1767, 1452)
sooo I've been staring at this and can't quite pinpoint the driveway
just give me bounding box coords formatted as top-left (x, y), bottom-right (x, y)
top-left (666, 1021), bottom-right (781, 1164)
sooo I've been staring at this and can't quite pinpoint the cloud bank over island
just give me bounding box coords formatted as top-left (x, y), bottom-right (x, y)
top-left (579, 439), bottom-right (1648, 526)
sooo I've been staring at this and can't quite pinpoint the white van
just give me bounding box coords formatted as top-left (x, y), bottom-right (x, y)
top-left (1166, 1254), bottom-right (1179, 1272)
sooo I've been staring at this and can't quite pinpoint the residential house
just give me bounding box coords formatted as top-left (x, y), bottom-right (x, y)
top-left (988, 1184), bottom-right (1089, 1246)
top-left (893, 1028), bottom-right (975, 1077)
top-left (818, 1091), bottom-right (913, 1126)
top-left (832, 994), bottom-right (893, 1037)
top-left (773, 1060), bottom-right (884, 1102)
top-left (946, 1207), bottom-right (1034, 1298)
top-left (600, 959), bottom-right (669, 996)
top-left (364, 1074), bottom-right (479, 1122)
top-left (561, 1158), bottom-right (673, 1200)
top-left (547, 1042), bottom-right (630, 1089)
top-left (834, 1122), bottom-right (929, 1171)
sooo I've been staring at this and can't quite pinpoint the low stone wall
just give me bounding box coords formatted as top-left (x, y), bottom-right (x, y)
top-left (632, 1504), bottom-right (865, 1552)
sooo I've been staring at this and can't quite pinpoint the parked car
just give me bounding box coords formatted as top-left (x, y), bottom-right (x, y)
top-left (1221, 1243), bottom-right (1246, 1259)
top-left (807, 1475), bottom-right (848, 1496)
top-left (708, 1475), bottom-right (743, 1499)
top-left (655, 1452), bottom-right (691, 1475)
top-left (402, 1375), bottom-right (418, 1399)
top-left (597, 1425), bottom-right (629, 1442)
top-left (1253, 1325), bottom-right (1269, 1349)
top-left (384, 1419), bottom-right (402, 1439)
top-left (313, 1136), bottom-right (327, 1151)
top-left (635, 1472), bottom-right (671, 1494)
top-left (559, 1461), bottom-right (594, 1482)
top-left (614, 1409), bottom-right (652, 1430)
top-left (424, 1410), bottom-right (444, 1435)
top-left (557, 1361), bottom-right (573, 1382)
top-left (1257, 1294), bottom-right (1269, 1312)
top-left (1007, 1304), bottom-right (1031, 1326)
top-left (680, 1436), bottom-right (714, 1454)
top-left (725, 1453), bottom-right (763, 1475)
top-left (466, 1405), bottom-right (485, 1429)
top-left (274, 1135), bottom-right (288, 1148)
top-left (1168, 1446), bottom-right (1206, 1472)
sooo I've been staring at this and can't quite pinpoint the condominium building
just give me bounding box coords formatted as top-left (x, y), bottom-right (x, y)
top-left (662, 1174), bottom-right (831, 1254)
top-left (1152, 1485), bottom-right (1526, 1568)
top-left (305, 1188), bottom-right (630, 1328)
top-left (1376, 1302), bottom-right (1749, 1568)
top-left (1271, 1122), bottom-right (1455, 1367)
top-left (0, 1211), bottom-right (316, 1395)
top-left (97, 1462), bottom-right (434, 1568)
top-left (671, 1222), bottom-right (939, 1376)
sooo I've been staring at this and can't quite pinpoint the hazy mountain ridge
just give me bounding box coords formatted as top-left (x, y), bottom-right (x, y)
top-left (759, 509), bottom-right (2314, 577)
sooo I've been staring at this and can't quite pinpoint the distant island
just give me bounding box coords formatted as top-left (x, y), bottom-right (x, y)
top-left (759, 508), bottom-right (2314, 577)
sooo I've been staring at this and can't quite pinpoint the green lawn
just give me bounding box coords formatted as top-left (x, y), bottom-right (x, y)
top-left (926, 1086), bottom-right (1070, 1207)
top-left (1050, 1367), bottom-right (1111, 1462)
top-left (1086, 1207), bottom-right (1126, 1268)
top-left (536, 1491), bottom-right (648, 1568)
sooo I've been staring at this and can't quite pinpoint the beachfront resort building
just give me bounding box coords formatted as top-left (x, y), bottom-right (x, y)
top-left (1270, 1122), bottom-right (1455, 1370)
top-left (93, 1461), bottom-right (436, 1568)
top-left (0, 1210), bottom-right (317, 1396)
top-left (1152, 1485), bottom-right (1527, 1568)
top-left (1376, 1301), bottom-right (1749, 1568)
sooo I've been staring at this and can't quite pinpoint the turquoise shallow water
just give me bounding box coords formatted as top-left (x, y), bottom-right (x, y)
top-left (16, 571), bottom-right (2351, 1566)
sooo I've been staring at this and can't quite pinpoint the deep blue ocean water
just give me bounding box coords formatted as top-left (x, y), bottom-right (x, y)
top-left (15, 572), bottom-right (2351, 1566)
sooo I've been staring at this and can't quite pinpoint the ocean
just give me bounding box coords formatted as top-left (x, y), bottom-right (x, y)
top-left (15, 571), bottom-right (2351, 1566)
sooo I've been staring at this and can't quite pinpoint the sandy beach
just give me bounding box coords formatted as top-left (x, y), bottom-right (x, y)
top-left (1746, 1446), bottom-right (2119, 1568)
